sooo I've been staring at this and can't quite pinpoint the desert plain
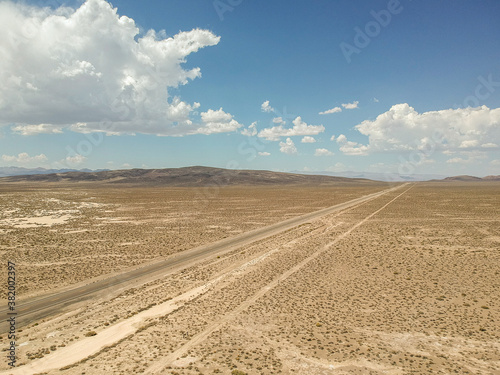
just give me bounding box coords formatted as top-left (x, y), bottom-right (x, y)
top-left (0, 180), bottom-right (499, 374)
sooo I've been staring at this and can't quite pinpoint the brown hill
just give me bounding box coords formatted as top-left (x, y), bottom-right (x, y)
top-left (0, 166), bottom-right (379, 186)
top-left (442, 175), bottom-right (483, 181)
top-left (482, 175), bottom-right (500, 181)
top-left (432, 175), bottom-right (500, 182)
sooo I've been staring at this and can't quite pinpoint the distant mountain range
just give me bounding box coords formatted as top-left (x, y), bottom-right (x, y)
top-left (0, 166), bottom-right (108, 178)
top-left (437, 175), bottom-right (500, 182)
top-left (0, 166), bottom-right (497, 185)
top-left (299, 171), bottom-right (500, 182)
top-left (295, 171), bottom-right (448, 182)
top-left (0, 166), bottom-right (379, 186)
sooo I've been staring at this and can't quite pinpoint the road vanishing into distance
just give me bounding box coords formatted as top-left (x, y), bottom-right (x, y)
top-left (0, 183), bottom-right (408, 333)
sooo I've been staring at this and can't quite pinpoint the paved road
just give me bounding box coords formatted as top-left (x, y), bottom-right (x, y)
top-left (0, 184), bottom-right (406, 333)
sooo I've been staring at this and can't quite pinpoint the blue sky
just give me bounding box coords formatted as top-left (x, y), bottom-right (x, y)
top-left (1, 0), bottom-right (499, 176)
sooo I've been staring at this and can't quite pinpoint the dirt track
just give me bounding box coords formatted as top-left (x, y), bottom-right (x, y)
top-left (3, 182), bottom-right (499, 375)
top-left (0, 184), bottom-right (404, 334)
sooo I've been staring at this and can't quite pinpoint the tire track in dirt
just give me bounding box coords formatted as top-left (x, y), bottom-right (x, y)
top-left (2, 187), bottom-right (402, 375)
top-left (0, 185), bottom-right (401, 334)
top-left (143, 184), bottom-right (413, 374)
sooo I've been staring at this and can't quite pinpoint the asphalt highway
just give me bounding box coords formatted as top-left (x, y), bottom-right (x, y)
top-left (0, 183), bottom-right (406, 333)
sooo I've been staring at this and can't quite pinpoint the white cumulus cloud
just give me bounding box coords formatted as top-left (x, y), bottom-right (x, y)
top-left (336, 134), bottom-right (347, 144)
top-left (197, 108), bottom-right (242, 135)
top-left (0, 0), bottom-right (237, 136)
top-left (241, 122), bottom-right (257, 137)
top-left (342, 101), bottom-right (359, 109)
top-left (319, 106), bottom-right (342, 115)
top-left (301, 136), bottom-right (316, 143)
top-left (481, 143), bottom-right (498, 148)
top-left (2, 152), bottom-right (48, 164)
top-left (258, 151), bottom-right (270, 156)
top-left (336, 134), bottom-right (370, 156)
top-left (261, 100), bottom-right (274, 113)
top-left (459, 140), bottom-right (479, 149)
top-left (258, 116), bottom-right (325, 141)
top-left (337, 104), bottom-right (500, 156)
top-left (279, 138), bottom-right (297, 155)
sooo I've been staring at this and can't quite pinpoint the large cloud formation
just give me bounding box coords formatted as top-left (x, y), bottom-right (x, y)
top-left (337, 104), bottom-right (500, 156)
top-left (0, 0), bottom-right (242, 136)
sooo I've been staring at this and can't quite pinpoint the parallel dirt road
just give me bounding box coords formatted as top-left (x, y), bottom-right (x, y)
top-left (0, 184), bottom-right (404, 333)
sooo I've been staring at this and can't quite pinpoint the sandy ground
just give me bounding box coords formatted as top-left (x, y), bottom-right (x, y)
top-left (0, 182), bottom-right (499, 374)
top-left (0, 184), bottom-right (388, 299)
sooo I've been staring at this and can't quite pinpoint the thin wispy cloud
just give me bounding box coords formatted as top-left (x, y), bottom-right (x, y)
top-left (319, 106), bottom-right (342, 115)
top-left (314, 148), bottom-right (334, 156)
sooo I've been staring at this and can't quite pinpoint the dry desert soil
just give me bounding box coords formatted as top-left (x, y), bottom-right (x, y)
top-left (0, 181), bottom-right (499, 374)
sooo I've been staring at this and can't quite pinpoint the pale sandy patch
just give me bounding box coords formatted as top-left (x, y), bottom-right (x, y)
top-left (0, 286), bottom-right (207, 375)
top-left (1, 214), bottom-right (75, 228)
